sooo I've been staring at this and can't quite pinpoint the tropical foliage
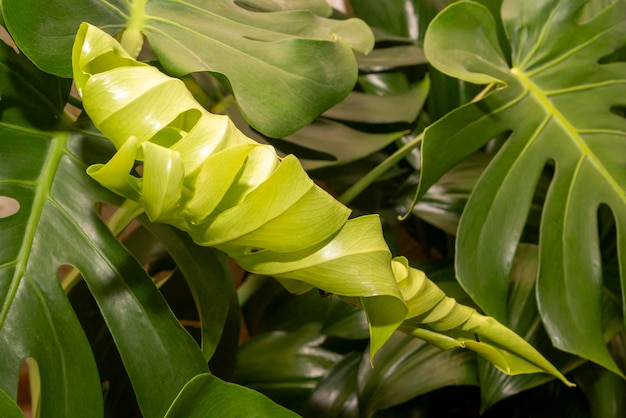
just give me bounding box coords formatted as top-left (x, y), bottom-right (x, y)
top-left (0, 0), bottom-right (624, 417)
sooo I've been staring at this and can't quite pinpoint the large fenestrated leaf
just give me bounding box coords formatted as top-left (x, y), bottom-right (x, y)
top-left (419, 0), bottom-right (626, 375)
top-left (3, 0), bottom-right (373, 137)
top-left (0, 39), bottom-right (103, 417)
top-left (0, 123), bottom-right (212, 417)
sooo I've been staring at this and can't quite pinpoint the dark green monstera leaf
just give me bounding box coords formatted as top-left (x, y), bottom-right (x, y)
top-left (0, 123), bottom-right (213, 417)
top-left (419, 0), bottom-right (626, 375)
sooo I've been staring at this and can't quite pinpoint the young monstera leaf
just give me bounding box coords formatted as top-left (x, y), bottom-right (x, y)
top-left (72, 22), bottom-right (573, 386)
top-left (420, 0), bottom-right (626, 376)
top-left (3, 0), bottom-right (373, 137)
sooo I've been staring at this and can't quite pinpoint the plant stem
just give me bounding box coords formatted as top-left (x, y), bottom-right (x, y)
top-left (210, 95), bottom-right (236, 114)
top-left (339, 83), bottom-right (496, 211)
top-left (67, 95), bottom-right (83, 110)
top-left (121, 0), bottom-right (147, 58)
top-left (471, 82), bottom-right (497, 103)
top-left (338, 132), bottom-right (424, 206)
top-left (237, 274), bottom-right (269, 306)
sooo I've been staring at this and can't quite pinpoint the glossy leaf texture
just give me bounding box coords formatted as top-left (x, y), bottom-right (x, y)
top-left (0, 42), bottom-right (102, 416)
top-left (234, 274), bottom-right (478, 417)
top-left (140, 221), bottom-right (240, 364)
top-left (227, 43), bottom-right (430, 171)
top-left (420, 0), bottom-right (626, 375)
top-left (400, 152), bottom-right (493, 236)
top-left (298, 330), bottom-right (478, 417)
top-left (3, 0), bottom-right (374, 137)
top-left (0, 120), bottom-right (213, 417)
top-left (72, 22), bottom-right (573, 385)
top-left (233, 324), bottom-right (344, 407)
top-left (0, 39), bottom-right (71, 129)
top-left (476, 244), bottom-right (621, 411)
top-left (356, 331), bottom-right (478, 416)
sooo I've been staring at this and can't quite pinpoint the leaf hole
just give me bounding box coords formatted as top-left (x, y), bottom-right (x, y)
top-left (597, 204), bottom-right (619, 295)
top-left (598, 45), bottom-right (626, 64)
top-left (166, 109), bottom-right (202, 136)
top-left (92, 203), bottom-right (141, 242)
top-left (244, 247), bottom-right (266, 255)
top-left (57, 264), bottom-right (73, 280)
top-left (609, 105), bottom-right (626, 119)
top-left (58, 264), bottom-right (84, 291)
top-left (149, 127), bottom-right (183, 148)
top-left (0, 196), bottom-right (20, 218)
top-left (94, 203), bottom-right (120, 222)
top-left (147, 109), bottom-right (202, 151)
top-left (519, 160), bottom-right (554, 243)
top-left (17, 357), bottom-right (39, 417)
top-left (0, 25), bottom-right (18, 54)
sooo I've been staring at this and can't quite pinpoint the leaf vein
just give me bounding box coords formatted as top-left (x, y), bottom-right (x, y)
top-left (0, 134), bottom-right (67, 328)
top-left (546, 79), bottom-right (626, 96)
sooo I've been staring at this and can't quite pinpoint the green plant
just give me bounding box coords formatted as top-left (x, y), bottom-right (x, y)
top-left (0, 0), bottom-right (624, 417)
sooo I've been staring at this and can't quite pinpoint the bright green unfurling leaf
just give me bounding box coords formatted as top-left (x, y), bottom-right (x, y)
top-left (72, 22), bottom-right (573, 385)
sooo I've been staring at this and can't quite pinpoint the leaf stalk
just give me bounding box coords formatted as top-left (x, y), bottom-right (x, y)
top-left (338, 131), bottom-right (422, 206)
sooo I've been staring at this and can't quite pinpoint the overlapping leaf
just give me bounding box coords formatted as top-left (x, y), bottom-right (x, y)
top-left (420, 0), bottom-right (626, 375)
top-left (0, 33), bottom-right (290, 417)
top-left (232, 325), bottom-right (343, 407)
top-left (3, 0), bottom-right (374, 137)
top-left (0, 125), bottom-right (213, 417)
top-left (0, 39), bottom-right (103, 417)
top-left (73, 22), bottom-right (574, 386)
top-left (356, 331), bottom-right (478, 416)
top-left (165, 374), bottom-right (298, 418)
top-left (476, 244), bottom-right (622, 411)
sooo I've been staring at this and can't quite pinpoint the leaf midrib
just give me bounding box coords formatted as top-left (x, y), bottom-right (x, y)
top-left (142, 18), bottom-right (321, 83)
top-left (0, 131), bottom-right (68, 328)
top-left (512, 67), bottom-right (626, 202)
top-left (150, 0), bottom-right (308, 40)
top-left (140, 0), bottom-right (340, 82)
